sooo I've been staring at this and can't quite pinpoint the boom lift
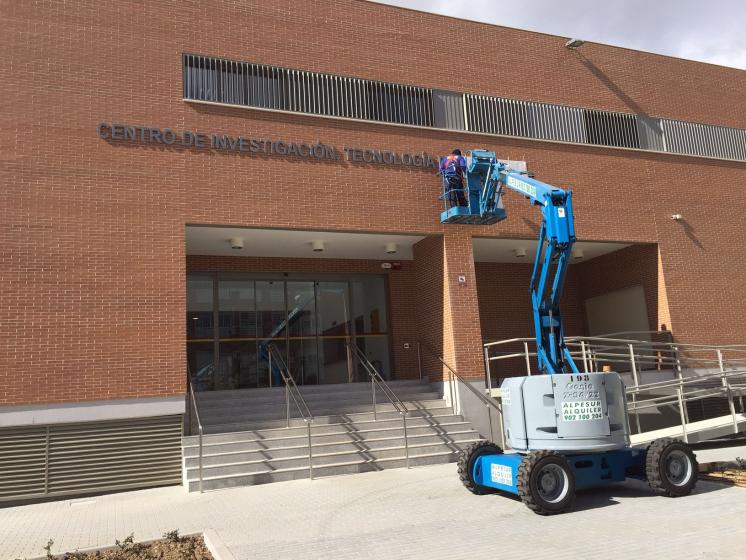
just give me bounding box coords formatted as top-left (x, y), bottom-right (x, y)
top-left (442, 150), bottom-right (698, 514)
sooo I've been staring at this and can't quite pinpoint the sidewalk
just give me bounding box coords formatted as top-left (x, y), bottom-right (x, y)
top-left (2, 460), bottom-right (745, 560)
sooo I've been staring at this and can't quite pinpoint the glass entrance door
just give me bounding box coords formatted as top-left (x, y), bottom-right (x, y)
top-left (187, 274), bottom-right (390, 389)
top-left (316, 281), bottom-right (353, 384)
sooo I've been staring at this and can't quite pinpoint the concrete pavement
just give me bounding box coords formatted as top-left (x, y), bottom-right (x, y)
top-left (2, 460), bottom-right (745, 560)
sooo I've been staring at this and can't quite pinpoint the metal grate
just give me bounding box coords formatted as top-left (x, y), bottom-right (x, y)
top-left (0, 415), bottom-right (183, 502)
top-left (183, 53), bottom-right (433, 127)
top-left (661, 118), bottom-right (746, 161)
top-left (183, 53), bottom-right (746, 163)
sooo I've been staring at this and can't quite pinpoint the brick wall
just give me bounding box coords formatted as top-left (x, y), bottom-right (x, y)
top-left (575, 244), bottom-right (662, 334)
top-left (3, 0), bottom-right (746, 405)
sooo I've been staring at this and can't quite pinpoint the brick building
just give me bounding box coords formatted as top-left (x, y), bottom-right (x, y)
top-left (3, 1), bottom-right (746, 499)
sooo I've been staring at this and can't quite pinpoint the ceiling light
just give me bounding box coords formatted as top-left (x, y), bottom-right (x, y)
top-left (515, 247), bottom-right (527, 258)
top-left (311, 240), bottom-right (325, 252)
top-left (385, 243), bottom-right (398, 255)
top-left (229, 237), bottom-right (244, 250)
top-left (565, 38), bottom-right (585, 49)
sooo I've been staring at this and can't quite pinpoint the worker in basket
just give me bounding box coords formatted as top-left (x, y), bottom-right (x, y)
top-left (439, 149), bottom-right (468, 208)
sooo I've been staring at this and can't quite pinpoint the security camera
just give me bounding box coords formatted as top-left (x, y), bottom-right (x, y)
top-left (229, 237), bottom-right (244, 250)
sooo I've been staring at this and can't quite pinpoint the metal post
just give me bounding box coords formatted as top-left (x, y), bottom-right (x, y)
top-left (198, 428), bottom-right (203, 493)
top-left (523, 341), bottom-right (532, 376)
top-left (268, 347), bottom-right (273, 388)
top-left (484, 346), bottom-right (493, 394)
top-left (286, 383), bottom-right (290, 428)
top-left (628, 344), bottom-right (642, 434)
top-left (677, 385), bottom-right (689, 443)
top-left (673, 346), bottom-right (689, 424)
top-left (402, 414), bottom-right (410, 469)
top-left (581, 340), bottom-right (589, 373)
top-left (487, 404), bottom-right (495, 444)
top-left (417, 342), bottom-right (422, 380)
top-left (371, 377), bottom-right (377, 421)
top-left (718, 349), bottom-right (739, 434)
top-left (307, 421), bottom-right (314, 480)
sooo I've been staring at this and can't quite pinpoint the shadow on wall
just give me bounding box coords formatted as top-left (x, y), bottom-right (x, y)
top-left (413, 236), bottom-right (446, 379)
top-left (476, 243), bottom-right (665, 379)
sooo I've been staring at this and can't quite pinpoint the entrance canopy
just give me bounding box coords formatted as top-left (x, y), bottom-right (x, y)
top-left (186, 226), bottom-right (425, 260)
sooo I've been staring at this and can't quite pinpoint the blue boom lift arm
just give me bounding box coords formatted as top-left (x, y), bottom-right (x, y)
top-left (445, 151), bottom-right (699, 515)
top-left (441, 149), bottom-right (579, 375)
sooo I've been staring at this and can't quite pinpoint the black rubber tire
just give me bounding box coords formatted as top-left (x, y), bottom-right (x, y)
top-left (517, 450), bottom-right (576, 515)
top-left (646, 438), bottom-right (698, 497)
top-left (457, 440), bottom-right (502, 495)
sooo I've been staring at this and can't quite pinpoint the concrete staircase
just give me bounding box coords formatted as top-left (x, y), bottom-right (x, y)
top-left (182, 380), bottom-right (483, 492)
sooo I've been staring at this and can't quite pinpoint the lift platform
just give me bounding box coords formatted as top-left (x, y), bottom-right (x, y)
top-left (439, 152), bottom-right (508, 225)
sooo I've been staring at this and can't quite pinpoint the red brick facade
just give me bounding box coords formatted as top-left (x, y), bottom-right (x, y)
top-left (3, 1), bottom-right (746, 406)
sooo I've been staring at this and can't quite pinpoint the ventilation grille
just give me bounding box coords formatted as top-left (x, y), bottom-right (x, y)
top-left (0, 415), bottom-right (182, 502)
top-left (183, 53), bottom-right (746, 163)
top-left (183, 53), bottom-right (434, 127)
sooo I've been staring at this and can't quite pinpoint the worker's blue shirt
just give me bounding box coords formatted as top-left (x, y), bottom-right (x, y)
top-left (440, 155), bottom-right (466, 178)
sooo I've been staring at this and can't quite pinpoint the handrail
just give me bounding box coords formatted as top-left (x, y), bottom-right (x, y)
top-left (346, 342), bottom-right (410, 468)
top-left (417, 340), bottom-right (502, 446)
top-left (624, 367), bottom-right (746, 440)
top-left (481, 334), bottom-right (746, 444)
top-left (267, 343), bottom-right (315, 479)
top-left (186, 376), bottom-right (204, 494)
top-left (485, 335), bottom-right (746, 351)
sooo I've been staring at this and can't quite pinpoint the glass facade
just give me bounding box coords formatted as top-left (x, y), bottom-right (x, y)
top-left (186, 274), bottom-right (391, 390)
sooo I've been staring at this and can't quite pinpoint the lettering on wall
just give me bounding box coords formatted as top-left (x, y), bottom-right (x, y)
top-left (97, 122), bottom-right (439, 169)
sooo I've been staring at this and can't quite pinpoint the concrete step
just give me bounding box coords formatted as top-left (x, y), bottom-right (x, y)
top-left (186, 448), bottom-right (469, 491)
top-left (183, 413), bottom-right (466, 448)
top-left (193, 380), bottom-right (431, 403)
top-left (199, 393), bottom-right (444, 423)
top-left (186, 439), bottom-right (479, 479)
top-left (184, 430), bottom-right (481, 467)
top-left (184, 422), bottom-right (476, 456)
top-left (195, 387), bottom-right (441, 405)
top-left (191, 405), bottom-right (453, 434)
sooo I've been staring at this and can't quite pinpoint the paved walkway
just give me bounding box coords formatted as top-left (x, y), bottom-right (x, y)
top-left (2, 459), bottom-right (746, 560)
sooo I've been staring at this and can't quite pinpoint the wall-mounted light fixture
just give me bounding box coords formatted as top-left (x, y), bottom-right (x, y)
top-left (311, 240), bottom-right (325, 252)
top-left (671, 213), bottom-right (683, 221)
top-left (565, 38), bottom-right (585, 49)
top-left (385, 243), bottom-right (398, 255)
top-left (515, 247), bottom-right (527, 258)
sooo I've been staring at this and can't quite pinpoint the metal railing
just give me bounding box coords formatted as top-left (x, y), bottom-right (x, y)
top-left (417, 340), bottom-right (503, 447)
top-left (346, 342), bottom-right (410, 468)
top-left (186, 377), bottom-right (204, 493)
top-left (484, 332), bottom-right (746, 383)
top-left (626, 367), bottom-right (746, 442)
top-left (483, 333), bottom-right (746, 441)
top-left (267, 343), bottom-right (315, 478)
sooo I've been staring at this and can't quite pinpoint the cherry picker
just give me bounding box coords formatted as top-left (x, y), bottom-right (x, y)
top-left (442, 150), bottom-right (698, 514)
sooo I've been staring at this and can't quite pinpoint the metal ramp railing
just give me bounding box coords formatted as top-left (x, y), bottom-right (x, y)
top-left (483, 333), bottom-right (746, 445)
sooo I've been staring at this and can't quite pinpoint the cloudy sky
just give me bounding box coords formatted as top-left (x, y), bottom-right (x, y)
top-left (373, 0), bottom-right (746, 70)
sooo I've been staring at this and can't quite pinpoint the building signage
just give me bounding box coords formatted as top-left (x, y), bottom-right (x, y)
top-left (97, 122), bottom-right (439, 169)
